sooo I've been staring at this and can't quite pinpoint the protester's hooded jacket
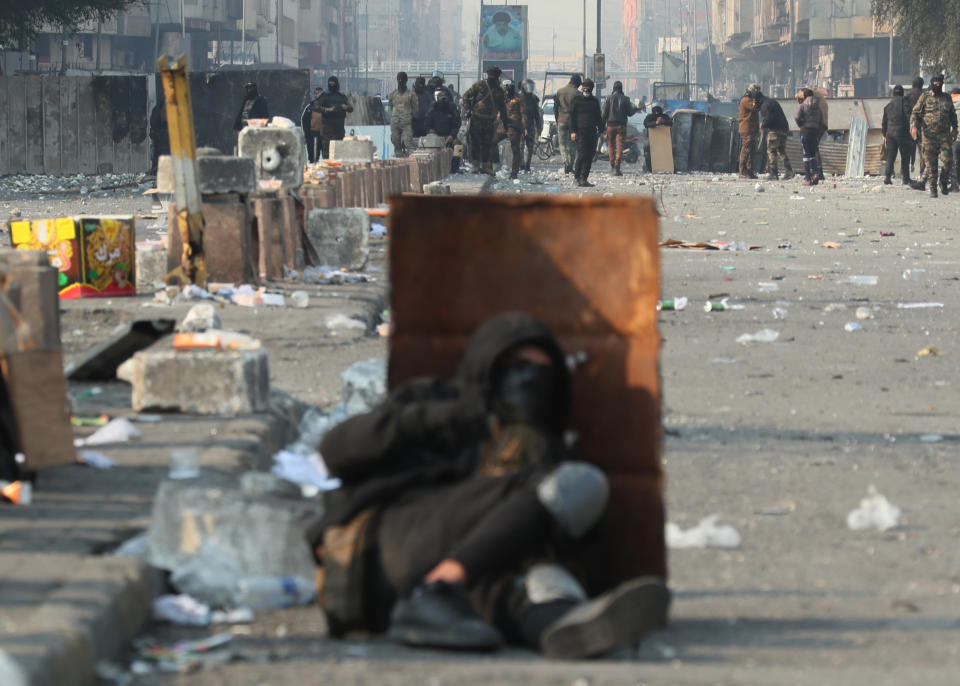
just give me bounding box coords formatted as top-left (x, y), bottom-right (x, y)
top-left (316, 312), bottom-right (572, 534)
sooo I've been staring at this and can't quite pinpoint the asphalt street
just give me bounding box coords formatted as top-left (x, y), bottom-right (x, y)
top-left (6, 156), bottom-right (960, 685)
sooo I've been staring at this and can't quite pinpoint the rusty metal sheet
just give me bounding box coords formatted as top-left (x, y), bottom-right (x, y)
top-left (388, 195), bottom-right (665, 590)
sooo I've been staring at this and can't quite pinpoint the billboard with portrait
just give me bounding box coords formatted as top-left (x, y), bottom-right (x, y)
top-left (480, 5), bottom-right (527, 61)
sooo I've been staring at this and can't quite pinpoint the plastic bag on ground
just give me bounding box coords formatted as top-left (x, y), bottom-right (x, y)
top-left (846, 486), bottom-right (901, 532)
top-left (75, 417), bottom-right (143, 447)
top-left (666, 515), bottom-right (742, 549)
top-left (736, 329), bottom-right (779, 345)
top-left (170, 543), bottom-right (245, 608)
top-left (271, 449), bottom-right (341, 492)
top-left (153, 594), bottom-right (211, 626)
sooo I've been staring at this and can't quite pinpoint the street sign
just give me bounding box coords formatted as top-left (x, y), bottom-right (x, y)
top-left (593, 53), bottom-right (605, 83)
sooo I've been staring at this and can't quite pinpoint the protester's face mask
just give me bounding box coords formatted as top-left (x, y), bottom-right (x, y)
top-left (487, 76), bottom-right (499, 87)
top-left (493, 359), bottom-right (557, 428)
top-left (933, 82), bottom-right (944, 95)
top-left (328, 80), bottom-right (339, 93)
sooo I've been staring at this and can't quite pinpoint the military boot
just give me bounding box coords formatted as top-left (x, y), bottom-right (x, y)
top-left (883, 174), bottom-right (892, 185)
top-left (940, 173), bottom-right (950, 195)
top-left (931, 184), bottom-right (939, 198)
top-left (911, 179), bottom-right (926, 191)
top-left (765, 171), bottom-right (778, 181)
top-left (782, 169), bottom-right (795, 180)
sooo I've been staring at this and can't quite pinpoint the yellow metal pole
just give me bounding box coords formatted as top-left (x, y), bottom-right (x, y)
top-left (158, 53), bottom-right (207, 288)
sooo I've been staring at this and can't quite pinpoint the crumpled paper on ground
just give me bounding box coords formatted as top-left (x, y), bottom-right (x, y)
top-left (666, 515), bottom-right (742, 549)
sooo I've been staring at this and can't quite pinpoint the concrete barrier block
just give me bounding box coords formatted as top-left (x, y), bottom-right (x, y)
top-left (146, 471), bottom-right (317, 586)
top-left (136, 244), bottom-right (167, 293)
top-left (330, 138), bottom-right (376, 162)
top-left (127, 348), bottom-right (270, 415)
top-left (157, 155), bottom-right (256, 195)
top-left (304, 208), bottom-right (370, 270)
top-left (238, 127), bottom-right (305, 189)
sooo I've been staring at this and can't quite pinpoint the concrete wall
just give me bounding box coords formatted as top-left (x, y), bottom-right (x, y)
top-left (177, 69), bottom-right (311, 154)
top-left (0, 75), bottom-right (149, 176)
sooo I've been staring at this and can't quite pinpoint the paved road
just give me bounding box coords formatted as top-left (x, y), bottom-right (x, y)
top-left (7, 161), bottom-right (960, 684)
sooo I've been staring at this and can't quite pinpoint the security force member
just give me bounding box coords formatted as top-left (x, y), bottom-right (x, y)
top-left (554, 74), bottom-right (583, 175)
top-left (503, 80), bottom-right (528, 180)
top-left (388, 72), bottom-right (418, 158)
top-left (520, 80), bottom-right (543, 172)
top-left (738, 83), bottom-right (761, 179)
top-left (463, 66), bottom-right (508, 174)
top-left (910, 74), bottom-right (958, 197)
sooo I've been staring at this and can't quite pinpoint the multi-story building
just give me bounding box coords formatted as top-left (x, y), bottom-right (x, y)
top-left (4, 0), bottom-right (358, 77)
top-left (710, 0), bottom-right (917, 98)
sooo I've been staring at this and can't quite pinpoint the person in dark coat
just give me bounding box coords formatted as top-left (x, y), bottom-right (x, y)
top-left (905, 76), bottom-right (925, 176)
top-left (311, 312), bottom-right (669, 658)
top-left (601, 81), bottom-right (638, 176)
top-left (570, 78), bottom-right (603, 187)
top-left (233, 82), bottom-right (269, 131)
top-left (643, 105), bottom-right (672, 171)
top-left (881, 85), bottom-right (912, 185)
top-left (425, 90), bottom-right (462, 139)
top-left (148, 97), bottom-right (169, 175)
top-left (315, 76), bottom-right (354, 159)
top-left (795, 88), bottom-right (826, 186)
top-left (757, 93), bottom-right (794, 180)
top-left (300, 87), bottom-right (324, 163)
top-left (520, 79), bottom-right (543, 172)
top-left (412, 77), bottom-right (433, 138)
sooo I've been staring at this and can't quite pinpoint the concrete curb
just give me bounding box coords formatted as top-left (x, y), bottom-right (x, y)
top-left (0, 415), bottom-right (287, 686)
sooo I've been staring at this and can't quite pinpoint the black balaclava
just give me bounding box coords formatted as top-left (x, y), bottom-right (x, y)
top-left (912, 76), bottom-right (924, 90)
top-left (492, 357), bottom-right (557, 429)
top-left (245, 83), bottom-right (258, 99)
top-left (613, 81), bottom-right (623, 93)
top-left (487, 67), bottom-right (501, 87)
top-left (414, 77), bottom-right (425, 94)
top-left (932, 76), bottom-right (944, 95)
top-left (893, 85), bottom-right (904, 97)
top-left (396, 72), bottom-right (408, 93)
top-left (652, 106), bottom-right (663, 116)
top-left (327, 77), bottom-right (340, 93)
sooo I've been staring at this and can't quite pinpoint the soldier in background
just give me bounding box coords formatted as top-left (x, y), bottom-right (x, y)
top-left (520, 80), bottom-right (543, 172)
top-left (910, 74), bottom-right (958, 198)
top-left (738, 84), bottom-right (761, 179)
top-left (756, 89), bottom-right (794, 181)
top-left (463, 66), bottom-right (508, 175)
top-left (502, 80), bottom-right (527, 180)
top-left (388, 72), bottom-right (418, 158)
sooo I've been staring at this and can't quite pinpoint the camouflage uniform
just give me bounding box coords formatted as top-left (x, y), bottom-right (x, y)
top-left (911, 89), bottom-right (958, 193)
top-left (388, 88), bottom-right (418, 157)
top-left (504, 93), bottom-right (528, 178)
top-left (463, 78), bottom-right (507, 171)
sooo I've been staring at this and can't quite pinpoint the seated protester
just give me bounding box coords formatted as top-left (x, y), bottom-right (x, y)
top-left (311, 312), bottom-right (670, 659)
top-left (643, 104), bottom-right (672, 130)
top-left (425, 91), bottom-right (462, 142)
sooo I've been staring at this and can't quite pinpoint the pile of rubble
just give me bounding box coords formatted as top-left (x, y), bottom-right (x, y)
top-left (0, 172), bottom-right (152, 200)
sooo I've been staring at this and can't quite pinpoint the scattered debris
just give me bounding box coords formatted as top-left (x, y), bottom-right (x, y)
top-left (846, 486), bottom-right (900, 532)
top-left (271, 449), bottom-right (341, 492)
top-left (666, 515), bottom-right (742, 549)
top-left (178, 304), bottom-right (222, 333)
top-left (75, 417), bottom-right (143, 446)
top-left (736, 329), bottom-right (779, 345)
top-left (77, 450), bottom-right (115, 469)
top-left (153, 594), bottom-right (211, 626)
top-left (657, 297), bottom-right (688, 311)
top-left (844, 322), bottom-right (863, 332)
top-left (325, 313), bottom-right (367, 330)
top-left (897, 302), bottom-right (943, 309)
top-left (917, 346), bottom-right (940, 357)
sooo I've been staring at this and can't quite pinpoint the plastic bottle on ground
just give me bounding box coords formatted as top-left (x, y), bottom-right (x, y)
top-left (233, 575), bottom-right (316, 609)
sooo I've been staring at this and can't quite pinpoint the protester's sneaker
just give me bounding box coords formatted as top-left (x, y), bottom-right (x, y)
top-left (540, 576), bottom-right (670, 660)
top-left (389, 581), bottom-right (502, 651)
top-left (578, 180), bottom-right (594, 188)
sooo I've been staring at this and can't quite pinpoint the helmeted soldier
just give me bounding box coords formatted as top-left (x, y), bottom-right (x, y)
top-left (910, 74), bottom-right (958, 197)
top-left (463, 66), bottom-right (508, 174)
top-left (738, 83), bottom-right (761, 179)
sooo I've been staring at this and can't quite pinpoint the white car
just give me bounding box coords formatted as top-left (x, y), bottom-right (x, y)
top-left (541, 97), bottom-right (555, 128)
